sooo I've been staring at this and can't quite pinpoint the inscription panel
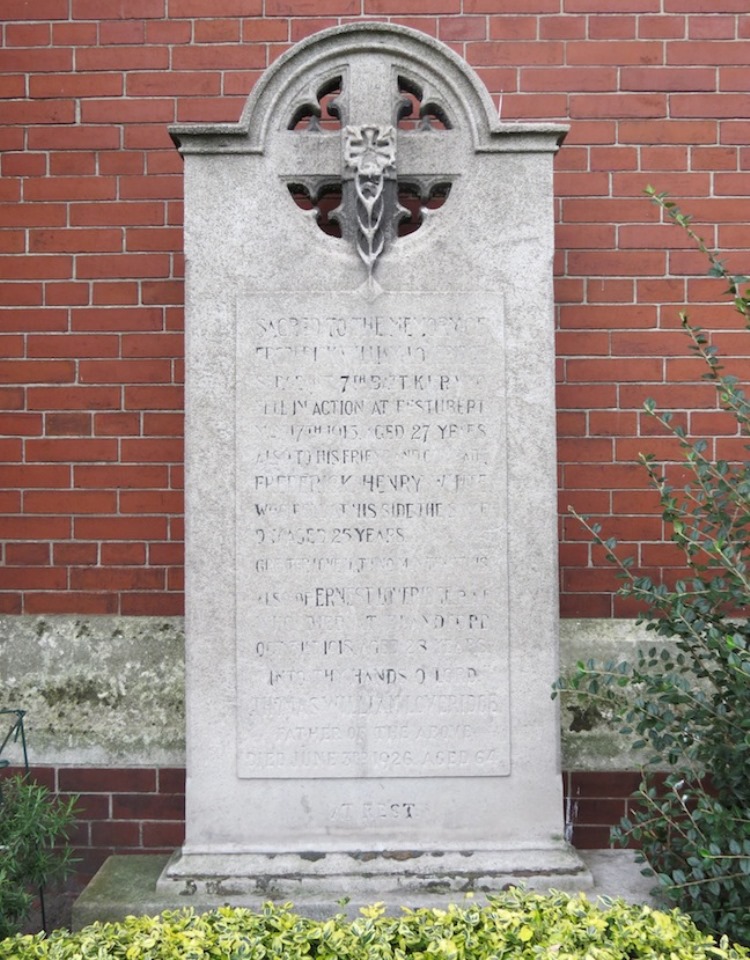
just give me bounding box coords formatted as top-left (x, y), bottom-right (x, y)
top-left (235, 292), bottom-right (509, 778)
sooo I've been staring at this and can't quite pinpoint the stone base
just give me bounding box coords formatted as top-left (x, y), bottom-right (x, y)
top-left (155, 844), bottom-right (593, 902)
top-left (72, 850), bottom-right (657, 930)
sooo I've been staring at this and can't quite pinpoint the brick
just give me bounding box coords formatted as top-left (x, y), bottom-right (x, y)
top-left (0, 48), bottom-right (72, 72)
top-left (6, 543), bottom-right (50, 566)
top-left (92, 282), bottom-right (140, 306)
top-left (566, 357), bottom-right (663, 381)
top-left (668, 40), bottom-right (750, 64)
top-left (621, 66), bottom-right (715, 91)
top-left (27, 127), bottom-right (121, 151)
top-left (28, 334), bottom-right (119, 359)
top-left (466, 0), bottom-right (558, 9)
top-left (0, 282), bottom-right (43, 306)
top-left (81, 100), bottom-right (175, 125)
top-left (567, 250), bottom-right (666, 276)
top-left (75, 254), bottom-right (171, 280)
top-left (176, 97), bottom-right (246, 123)
top-left (618, 223), bottom-right (699, 248)
top-left (693, 143), bottom-right (739, 173)
top-left (487, 16), bottom-right (537, 41)
top-left (499, 93), bottom-right (567, 120)
top-left (0, 232), bottom-right (24, 254)
top-left (567, 40), bottom-right (662, 65)
top-left (556, 223), bottom-right (615, 248)
top-left (142, 821), bottom-right (185, 847)
top-left (673, 94), bottom-right (750, 119)
top-left (570, 93), bottom-right (666, 118)
top-left (192, 18), bottom-right (240, 42)
top-left (25, 491), bottom-right (117, 515)
top-left (638, 14), bottom-right (686, 37)
top-left (112, 792), bottom-right (185, 820)
top-left (74, 464), bottom-right (169, 488)
top-left (590, 16), bottom-right (638, 40)
top-left (146, 151), bottom-right (183, 175)
top-left (2, 153), bottom-right (47, 177)
top-left (46, 413), bottom-right (93, 436)
top-left (0, 255), bottom-right (72, 282)
top-left (142, 281), bottom-right (184, 304)
top-left (29, 74), bottom-right (124, 99)
top-left (119, 490), bottom-right (183, 513)
top-left (49, 150), bottom-right (95, 175)
top-left (0, 100), bottom-right (75, 125)
top-left (0, 204), bottom-right (66, 228)
top-left (150, 543), bottom-right (183, 565)
top-left (121, 438), bottom-right (184, 462)
top-left (125, 228), bottom-right (182, 252)
top-left (5, 22), bottom-right (51, 45)
top-left (619, 382), bottom-right (717, 407)
top-left (0, 360), bottom-right (75, 383)
top-left (99, 153), bottom-right (146, 177)
top-left (28, 386), bottom-right (121, 411)
top-left (466, 41), bottom-right (563, 66)
top-left (439, 17), bottom-right (486, 41)
top-left (169, 0), bottom-right (261, 11)
top-left (90, 822), bottom-right (141, 847)
top-left (78, 359), bottom-right (172, 384)
top-left (71, 202), bottom-right (165, 227)
top-left (30, 229), bottom-right (122, 254)
top-left (121, 593), bottom-right (183, 615)
top-left (75, 516), bottom-right (169, 540)
top-left (3, 464), bottom-right (71, 488)
top-left (25, 438), bottom-right (119, 462)
top-left (71, 567), bottom-right (166, 591)
top-left (522, 66), bottom-right (616, 92)
top-left (125, 386), bottom-right (184, 409)
top-left (94, 412), bottom-right (141, 436)
top-left (99, 21), bottom-right (146, 45)
top-left (143, 413), bottom-right (183, 435)
top-left (171, 44), bottom-right (266, 71)
top-left (0, 595), bottom-right (22, 614)
top-left (556, 384), bottom-right (618, 409)
top-left (557, 438), bottom-right (613, 462)
top-left (101, 542), bottom-right (147, 564)
top-left (75, 47), bottom-right (170, 72)
top-left (1, 413), bottom-right (42, 435)
top-left (24, 177), bottom-right (117, 203)
top-left (118, 176), bottom-right (182, 201)
top-left (0, 388), bottom-right (24, 410)
top-left (1, 517), bottom-right (71, 539)
top-left (0, 567), bottom-right (69, 591)
top-left (688, 14), bottom-right (737, 39)
top-left (666, 0), bottom-right (748, 9)
top-left (126, 72), bottom-right (221, 98)
top-left (45, 281), bottom-right (91, 306)
top-left (146, 20), bottom-right (192, 45)
top-left (640, 144), bottom-right (689, 169)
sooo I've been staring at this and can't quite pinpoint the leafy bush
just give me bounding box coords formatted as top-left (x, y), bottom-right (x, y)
top-left (554, 190), bottom-right (750, 945)
top-left (1, 890), bottom-right (748, 960)
top-left (0, 775), bottom-right (78, 939)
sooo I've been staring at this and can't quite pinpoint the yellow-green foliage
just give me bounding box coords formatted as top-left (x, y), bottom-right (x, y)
top-left (1, 888), bottom-right (748, 960)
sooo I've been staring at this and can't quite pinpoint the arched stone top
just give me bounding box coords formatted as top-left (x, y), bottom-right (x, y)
top-left (170, 23), bottom-right (567, 155)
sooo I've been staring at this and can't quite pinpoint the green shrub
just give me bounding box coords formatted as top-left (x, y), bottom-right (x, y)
top-left (554, 190), bottom-right (750, 944)
top-left (0, 775), bottom-right (78, 939)
top-left (1, 890), bottom-right (748, 960)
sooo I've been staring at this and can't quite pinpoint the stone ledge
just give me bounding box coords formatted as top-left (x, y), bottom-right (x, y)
top-left (72, 850), bottom-right (657, 930)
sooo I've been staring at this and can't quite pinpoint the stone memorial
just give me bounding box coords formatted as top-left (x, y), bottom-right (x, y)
top-left (161, 22), bottom-right (587, 907)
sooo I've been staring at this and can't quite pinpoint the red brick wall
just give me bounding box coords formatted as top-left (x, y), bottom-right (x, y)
top-left (2, 1), bottom-right (749, 618)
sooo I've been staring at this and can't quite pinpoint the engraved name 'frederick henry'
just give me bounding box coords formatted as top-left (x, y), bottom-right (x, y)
top-left (235, 292), bottom-right (510, 779)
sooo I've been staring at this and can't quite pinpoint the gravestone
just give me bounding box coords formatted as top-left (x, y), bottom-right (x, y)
top-left (162, 22), bottom-right (587, 907)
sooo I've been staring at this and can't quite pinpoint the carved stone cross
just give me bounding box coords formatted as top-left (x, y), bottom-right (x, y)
top-left (277, 54), bottom-right (460, 286)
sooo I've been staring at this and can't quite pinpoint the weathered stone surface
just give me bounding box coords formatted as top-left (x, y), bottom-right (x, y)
top-left (160, 20), bottom-right (578, 900)
top-left (0, 615), bottom-right (184, 765)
